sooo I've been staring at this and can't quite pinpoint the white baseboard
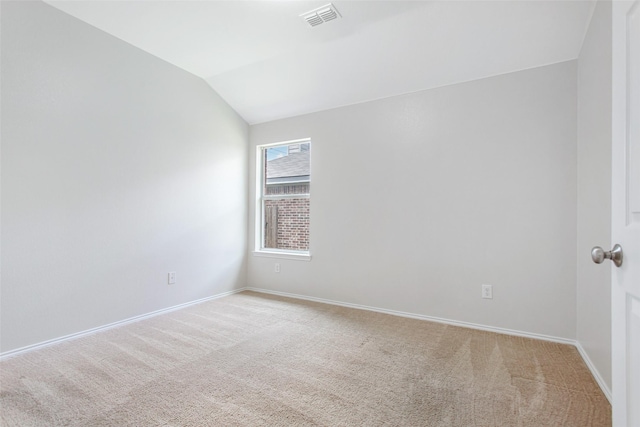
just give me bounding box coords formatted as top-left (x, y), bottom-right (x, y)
top-left (0, 287), bottom-right (247, 360)
top-left (245, 287), bottom-right (575, 344)
top-left (245, 287), bottom-right (612, 402)
top-left (575, 341), bottom-right (612, 403)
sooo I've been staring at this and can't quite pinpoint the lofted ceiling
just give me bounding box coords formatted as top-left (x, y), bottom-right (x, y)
top-left (45, 1), bottom-right (595, 125)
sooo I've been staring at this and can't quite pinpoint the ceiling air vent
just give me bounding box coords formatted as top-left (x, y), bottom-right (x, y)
top-left (301, 4), bottom-right (341, 27)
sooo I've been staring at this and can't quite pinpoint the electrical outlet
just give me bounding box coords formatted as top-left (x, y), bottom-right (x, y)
top-left (482, 284), bottom-right (492, 299)
top-left (274, 263), bottom-right (280, 273)
top-left (168, 272), bottom-right (176, 285)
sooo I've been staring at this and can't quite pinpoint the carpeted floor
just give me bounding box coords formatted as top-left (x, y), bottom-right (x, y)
top-left (0, 291), bottom-right (610, 426)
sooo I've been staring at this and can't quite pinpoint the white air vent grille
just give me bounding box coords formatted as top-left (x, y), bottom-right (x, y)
top-left (318, 7), bottom-right (338, 22)
top-left (304, 14), bottom-right (324, 27)
top-left (301, 4), bottom-right (341, 27)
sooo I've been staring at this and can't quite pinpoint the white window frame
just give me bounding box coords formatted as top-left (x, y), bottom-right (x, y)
top-left (253, 138), bottom-right (311, 261)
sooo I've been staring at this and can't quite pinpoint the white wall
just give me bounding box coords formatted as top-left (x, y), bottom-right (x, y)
top-left (0, 1), bottom-right (248, 353)
top-left (576, 0), bottom-right (612, 392)
top-left (249, 61), bottom-right (578, 339)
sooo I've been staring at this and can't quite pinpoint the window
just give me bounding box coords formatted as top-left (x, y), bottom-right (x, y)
top-left (256, 139), bottom-right (310, 257)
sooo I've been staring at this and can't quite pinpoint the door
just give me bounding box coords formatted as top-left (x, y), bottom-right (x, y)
top-left (612, 1), bottom-right (640, 425)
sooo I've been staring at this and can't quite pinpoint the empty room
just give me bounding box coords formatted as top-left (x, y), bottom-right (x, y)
top-left (1, 0), bottom-right (638, 425)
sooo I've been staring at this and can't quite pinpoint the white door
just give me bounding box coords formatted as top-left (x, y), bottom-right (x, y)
top-left (611, 1), bottom-right (640, 425)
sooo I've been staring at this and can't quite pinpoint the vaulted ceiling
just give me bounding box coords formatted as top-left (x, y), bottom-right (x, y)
top-left (45, 1), bottom-right (595, 124)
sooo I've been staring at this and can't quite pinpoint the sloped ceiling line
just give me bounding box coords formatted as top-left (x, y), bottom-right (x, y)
top-left (45, 1), bottom-right (594, 124)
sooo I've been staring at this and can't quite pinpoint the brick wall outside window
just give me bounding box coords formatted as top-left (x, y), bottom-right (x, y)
top-left (264, 198), bottom-right (309, 251)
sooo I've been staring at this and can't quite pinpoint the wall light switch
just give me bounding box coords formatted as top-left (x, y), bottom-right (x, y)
top-left (274, 263), bottom-right (280, 273)
top-left (168, 272), bottom-right (176, 284)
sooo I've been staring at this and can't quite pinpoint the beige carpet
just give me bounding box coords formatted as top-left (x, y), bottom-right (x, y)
top-left (1, 291), bottom-right (610, 426)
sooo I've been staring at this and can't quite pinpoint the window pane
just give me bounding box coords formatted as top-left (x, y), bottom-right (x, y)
top-left (265, 142), bottom-right (310, 196)
top-left (263, 197), bottom-right (310, 251)
top-left (262, 142), bottom-right (310, 251)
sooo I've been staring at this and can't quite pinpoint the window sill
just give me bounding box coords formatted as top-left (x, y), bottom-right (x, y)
top-left (252, 251), bottom-right (312, 261)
